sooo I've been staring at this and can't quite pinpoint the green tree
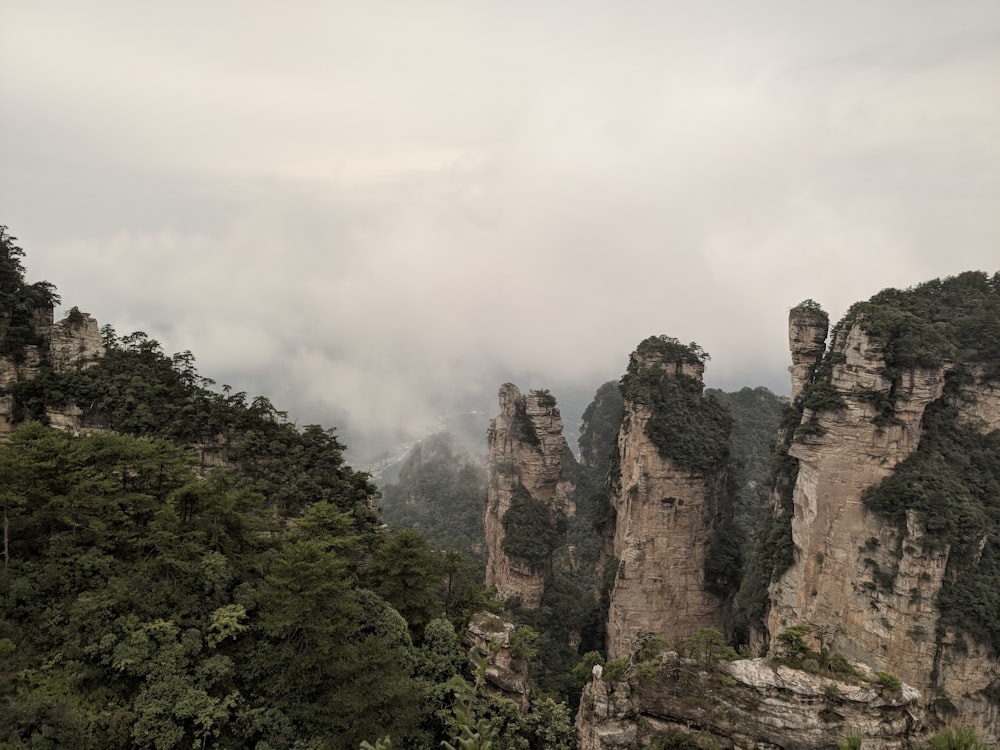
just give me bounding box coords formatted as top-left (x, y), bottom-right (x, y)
top-left (365, 528), bottom-right (444, 639)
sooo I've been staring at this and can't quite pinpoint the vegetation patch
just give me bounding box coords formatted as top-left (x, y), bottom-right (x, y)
top-left (703, 524), bottom-right (743, 598)
top-left (773, 625), bottom-right (862, 681)
top-left (733, 435), bottom-right (799, 641)
top-left (509, 390), bottom-right (541, 446)
top-left (621, 337), bottom-right (731, 472)
top-left (578, 380), bottom-right (624, 477)
top-left (675, 628), bottom-right (738, 669)
top-left (864, 401), bottom-right (1000, 654)
top-left (0, 227), bottom-right (60, 363)
top-left (501, 487), bottom-right (564, 567)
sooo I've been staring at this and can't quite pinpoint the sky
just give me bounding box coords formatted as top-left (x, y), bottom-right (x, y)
top-left (2, 1), bottom-right (998, 461)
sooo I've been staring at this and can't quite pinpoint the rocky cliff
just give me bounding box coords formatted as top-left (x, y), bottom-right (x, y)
top-left (604, 336), bottom-right (733, 658)
top-left (0, 306), bottom-right (103, 432)
top-left (484, 384), bottom-right (572, 608)
top-left (577, 652), bottom-right (924, 750)
top-left (465, 611), bottom-right (532, 710)
top-left (765, 276), bottom-right (1000, 742)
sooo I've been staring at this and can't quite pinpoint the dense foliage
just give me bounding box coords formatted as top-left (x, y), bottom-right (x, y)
top-left (0, 424), bottom-right (439, 747)
top-left (378, 432), bottom-right (487, 552)
top-left (705, 387), bottom-right (785, 538)
top-left (0, 385), bottom-right (543, 747)
top-left (621, 337), bottom-right (731, 472)
top-left (501, 488), bottom-right (566, 567)
top-left (0, 233), bottom-right (576, 748)
top-left (839, 271), bottom-right (1000, 377)
top-left (10, 329), bottom-right (379, 526)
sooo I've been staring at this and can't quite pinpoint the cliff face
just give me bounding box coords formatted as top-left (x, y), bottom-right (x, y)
top-left (577, 654), bottom-right (924, 750)
top-left (484, 384), bottom-right (570, 608)
top-left (0, 307), bottom-right (104, 432)
top-left (767, 308), bottom-right (1000, 741)
top-left (604, 338), bottom-right (732, 658)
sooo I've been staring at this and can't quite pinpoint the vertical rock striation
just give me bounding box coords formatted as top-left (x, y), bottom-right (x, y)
top-left (605, 337), bottom-right (733, 658)
top-left (767, 284), bottom-right (1000, 743)
top-left (484, 384), bottom-right (570, 608)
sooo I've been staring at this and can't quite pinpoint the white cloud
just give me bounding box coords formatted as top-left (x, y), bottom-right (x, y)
top-left (2, 0), bottom-right (998, 458)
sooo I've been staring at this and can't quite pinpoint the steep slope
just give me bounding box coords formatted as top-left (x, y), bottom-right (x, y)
top-left (603, 336), bottom-right (734, 658)
top-left (0, 306), bottom-right (104, 431)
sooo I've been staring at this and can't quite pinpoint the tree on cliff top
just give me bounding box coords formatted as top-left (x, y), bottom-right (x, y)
top-left (621, 336), bottom-right (731, 472)
top-left (0, 226), bottom-right (60, 361)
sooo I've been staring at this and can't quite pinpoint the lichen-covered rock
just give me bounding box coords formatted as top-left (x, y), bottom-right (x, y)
top-left (576, 654), bottom-right (925, 750)
top-left (484, 384), bottom-right (569, 608)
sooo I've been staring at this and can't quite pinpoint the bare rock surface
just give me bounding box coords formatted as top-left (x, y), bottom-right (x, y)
top-left (577, 655), bottom-right (925, 750)
top-left (465, 611), bottom-right (531, 709)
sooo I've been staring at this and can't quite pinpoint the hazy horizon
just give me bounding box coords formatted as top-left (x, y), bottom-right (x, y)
top-left (3, 1), bottom-right (997, 460)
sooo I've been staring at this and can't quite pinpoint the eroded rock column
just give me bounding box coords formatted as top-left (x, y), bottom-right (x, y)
top-left (484, 384), bottom-right (569, 608)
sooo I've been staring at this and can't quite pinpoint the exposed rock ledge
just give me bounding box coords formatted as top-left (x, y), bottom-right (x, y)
top-left (576, 654), bottom-right (924, 750)
top-left (464, 611), bottom-right (531, 710)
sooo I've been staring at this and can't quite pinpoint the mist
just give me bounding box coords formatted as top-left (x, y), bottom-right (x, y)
top-left (2, 1), bottom-right (997, 460)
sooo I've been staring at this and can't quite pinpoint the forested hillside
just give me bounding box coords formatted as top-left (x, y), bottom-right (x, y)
top-left (379, 431), bottom-right (487, 553)
top-left (0, 228), bottom-right (572, 749)
top-left (5, 220), bottom-right (997, 748)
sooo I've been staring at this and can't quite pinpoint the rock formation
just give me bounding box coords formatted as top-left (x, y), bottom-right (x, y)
top-left (484, 384), bottom-right (571, 608)
top-left (465, 611), bottom-right (532, 710)
top-left (787, 301), bottom-right (829, 403)
top-left (604, 337), bottom-right (733, 658)
top-left (766, 291), bottom-right (1000, 742)
top-left (0, 306), bottom-right (103, 433)
top-left (577, 652), bottom-right (924, 750)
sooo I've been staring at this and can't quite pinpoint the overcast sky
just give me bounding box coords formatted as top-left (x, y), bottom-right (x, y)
top-left (2, 1), bottom-right (998, 460)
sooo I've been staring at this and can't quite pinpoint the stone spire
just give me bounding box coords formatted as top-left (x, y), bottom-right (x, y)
top-left (788, 301), bottom-right (829, 402)
top-left (484, 384), bottom-right (569, 608)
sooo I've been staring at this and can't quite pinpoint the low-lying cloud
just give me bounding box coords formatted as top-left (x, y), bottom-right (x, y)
top-left (3, 1), bottom-right (998, 459)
